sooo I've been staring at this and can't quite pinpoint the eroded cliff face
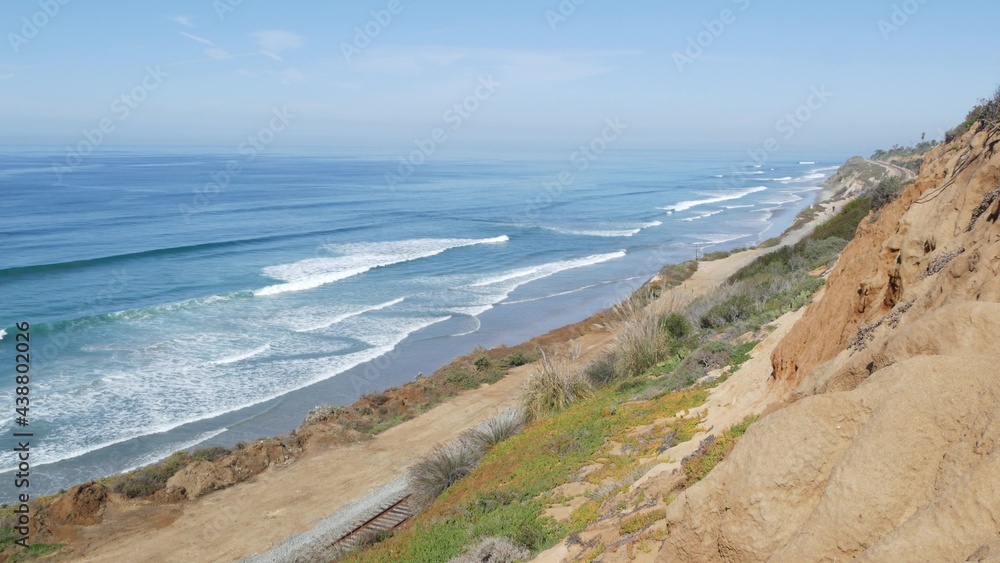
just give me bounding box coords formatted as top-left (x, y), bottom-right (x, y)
top-left (659, 123), bottom-right (1000, 561)
top-left (773, 126), bottom-right (1000, 389)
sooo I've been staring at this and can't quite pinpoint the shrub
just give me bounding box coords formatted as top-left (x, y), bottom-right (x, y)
top-left (521, 352), bottom-right (591, 421)
top-left (410, 439), bottom-right (484, 503)
top-left (448, 537), bottom-right (529, 563)
top-left (700, 293), bottom-right (758, 329)
top-left (445, 369), bottom-right (479, 390)
top-left (191, 446), bottom-right (229, 462)
top-left (613, 308), bottom-right (674, 378)
top-left (108, 446), bottom-right (231, 499)
top-left (583, 352), bottom-right (619, 386)
top-left (807, 197), bottom-right (871, 242)
top-left (945, 85), bottom-right (1000, 142)
top-left (474, 356), bottom-right (492, 372)
top-left (467, 409), bottom-right (526, 450)
top-left (506, 352), bottom-right (531, 367)
top-left (867, 176), bottom-right (903, 211)
top-left (661, 312), bottom-right (691, 339)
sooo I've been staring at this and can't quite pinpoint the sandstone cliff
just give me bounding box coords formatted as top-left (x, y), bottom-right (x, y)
top-left (659, 123), bottom-right (1000, 560)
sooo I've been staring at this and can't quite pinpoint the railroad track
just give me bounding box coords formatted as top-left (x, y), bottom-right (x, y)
top-left (330, 494), bottom-right (417, 553)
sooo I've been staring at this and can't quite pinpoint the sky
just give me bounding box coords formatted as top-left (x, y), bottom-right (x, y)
top-left (1, 0), bottom-right (998, 154)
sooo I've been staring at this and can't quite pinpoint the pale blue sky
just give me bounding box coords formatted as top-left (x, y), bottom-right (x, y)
top-left (1, 0), bottom-right (997, 153)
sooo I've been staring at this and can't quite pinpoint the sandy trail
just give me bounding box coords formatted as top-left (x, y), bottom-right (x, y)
top-left (57, 198), bottom-right (840, 563)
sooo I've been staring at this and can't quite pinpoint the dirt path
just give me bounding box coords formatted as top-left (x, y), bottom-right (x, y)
top-left (55, 199), bottom-right (841, 563)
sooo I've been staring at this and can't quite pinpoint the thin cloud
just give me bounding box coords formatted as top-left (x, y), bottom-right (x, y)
top-left (251, 30), bottom-right (304, 52)
top-left (168, 15), bottom-right (194, 27)
top-left (260, 50), bottom-right (284, 62)
top-left (0, 74), bottom-right (13, 80)
top-left (179, 31), bottom-right (215, 46)
top-left (281, 69), bottom-right (306, 83)
top-left (205, 48), bottom-right (233, 60)
top-left (353, 46), bottom-right (635, 81)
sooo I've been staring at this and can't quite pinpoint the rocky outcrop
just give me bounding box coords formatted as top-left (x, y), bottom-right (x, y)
top-left (44, 481), bottom-right (108, 527)
top-left (659, 122), bottom-right (1000, 560)
top-left (166, 439), bottom-right (297, 498)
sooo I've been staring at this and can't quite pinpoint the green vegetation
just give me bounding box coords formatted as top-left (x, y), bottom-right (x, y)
top-left (688, 197), bottom-right (871, 334)
top-left (343, 199), bottom-right (872, 561)
top-left (701, 246), bottom-right (752, 261)
top-left (644, 260), bottom-right (698, 300)
top-left (947, 85), bottom-right (1000, 142)
top-left (619, 509), bottom-right (666, 535)
top-left (681, 416), bottom-right (758, 486)
top-left (312, 345), bottom-right (543, 436)
top-left (346, 385), bottom-right (707, 563)
top-left (107, 446), bottom-right (231, 498)
top-left (8, 543), bottom-right (61, 562)
top-left (866, 176), bottom-right (904, 211)
top-left (871, 141), bottom-right (938, 174)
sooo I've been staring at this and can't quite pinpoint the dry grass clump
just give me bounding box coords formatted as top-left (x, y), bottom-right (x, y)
top-left (448, 536), bottom-right (530, 563)
top-left (521, 351), bottom-right (591, 421)
top-left (613, 305), bottom-right (674, 379)
top-left (410, 410), bottom-right (527, 505)
top-left (410, 439), bottom-right (484, 503)
top-left (466, 408), bottom-right (526, 451)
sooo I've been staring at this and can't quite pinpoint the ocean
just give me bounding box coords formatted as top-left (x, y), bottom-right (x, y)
top-left (0, 148), bottom-right (844, 498)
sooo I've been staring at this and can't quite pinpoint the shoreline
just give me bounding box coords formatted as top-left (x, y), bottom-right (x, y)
top-left (42, 179), bottom-right (849, 562)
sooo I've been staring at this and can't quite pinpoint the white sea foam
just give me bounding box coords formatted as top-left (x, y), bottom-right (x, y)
top-left (689, 233), bottom-right (753, 246)
top-left (469, 251), bottom-right (625, 288)
top-left (454, 251), bottom-right (627, 315)
top-left (799, 161), bottom-right (816, 165)
top-left (780, 172), bottom-right (826, 184)
top-left (6, 315), bottom-right (452, 470)
top-left (255, 236), bottom-right (508, 296)
top-left (763, 192), bottom-right (804, 206)
top-left (680, 209), bottom-right (724, 222)
top-left (659, 186), bottom-right (767, 213)
top-left (208, 343), bottom-right (271, 366)
top-left (293, 297), bottom-right (406, 333)
top-left (542, 221), bottom-right (661, 238)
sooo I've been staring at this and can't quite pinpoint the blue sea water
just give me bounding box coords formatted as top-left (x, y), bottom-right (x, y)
top-left (0, 148), bottom-right (844, 497)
